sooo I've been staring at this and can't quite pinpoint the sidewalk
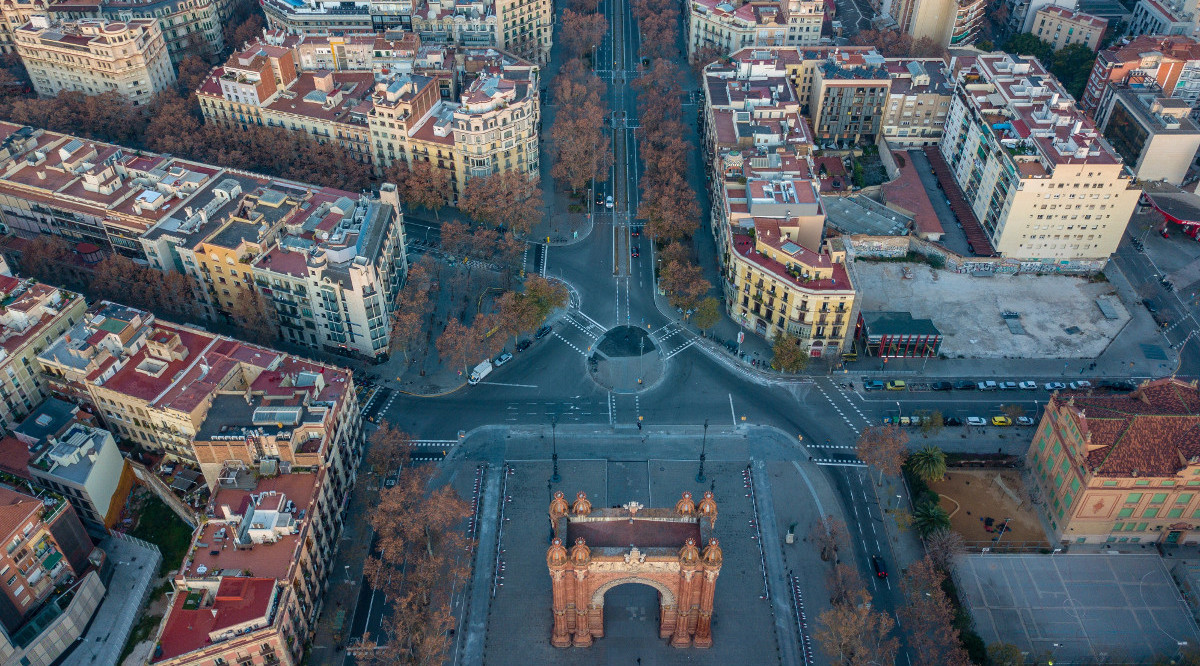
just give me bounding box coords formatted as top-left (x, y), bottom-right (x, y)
top-left (310, 479), bottom-right (376, 665)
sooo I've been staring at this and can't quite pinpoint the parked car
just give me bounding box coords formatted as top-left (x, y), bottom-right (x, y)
top-left (966, 416), bottom-right (987, 426)
top-left (536, 324), bottom-right (553, 339)
top-left (1097, 379), bottom-right (1135, 391)
top-left (516, 339), bottom-right (532, 352)
top-left (886, 380), bottom-right (907, 391)
top-left (1069, 380), bottom-right (1093, 391)
top-left (931, 381), bottom-right (953, 391)
top-left (1044, 382), bottom-right (1068, 391)
top-left (1143, 299), bottom-right (1158, 314)
top-left (999, 381), bottom-right (1018, 390)
top-left (977, 380), bottom-right (999, 391)
top-left (882, 416), bottom-right (895, 424)
top-left (1016, 416), bottom-right (1035, 426)
top-left (899, 416), bottom-right (911, 426)
top-left (871, 555), bottom-right (888, 578)
top-left (954, 380), bottom-right (977, 390)
top-left (494, 352), bottom-right (513, 366)
top-left (864, 380), bottom-right (886, 391)
top-left (1018, 381), bottom-right (1038, 390)
top-left (991, 415), bottom-right (1013, 426)
top-left (944, 417), bottom-right (964, 427)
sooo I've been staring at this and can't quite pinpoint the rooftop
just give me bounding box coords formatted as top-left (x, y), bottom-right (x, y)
top-left (155, 577), bottom-right (279, 662)
top-left (30, 424), bottom-right (112, 485)
top-left (1036, 4), bottom-right (1109, 27)
top-left (0, 484), bottom-right (44, 541)
top-left (14, 397), bottom-right (79, 446)
top-left (1054, 378), bottom-right (1200, 478)
top-left (860, 310), bottom-right (942, 336)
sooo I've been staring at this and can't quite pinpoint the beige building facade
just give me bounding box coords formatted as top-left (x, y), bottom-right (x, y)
top-left (939, 53), bottom-right (1140, 266)
top-left (884, 0), bottom-right (983, 46)
top-left (686, 0), bottom-right (823, 61)
top-left (15, 16), bottom-right (176, 105)
top-left (1027, 379), bottom-right (1200, 545)
top-left (1032, 5), bottom-right (1107, 51)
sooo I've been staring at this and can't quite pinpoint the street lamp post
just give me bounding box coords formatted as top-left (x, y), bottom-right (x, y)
top-left (696, 419), bottom-right (709, 483)
top-left (551, 416), bottom-right (560, 483)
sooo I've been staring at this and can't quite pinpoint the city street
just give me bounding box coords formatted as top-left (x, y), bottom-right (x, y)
top-left (331, 3), bottom-right (1195, 665)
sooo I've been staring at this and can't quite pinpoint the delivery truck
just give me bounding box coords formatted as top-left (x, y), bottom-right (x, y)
top-left (468, 360), bottom-right (492, 385)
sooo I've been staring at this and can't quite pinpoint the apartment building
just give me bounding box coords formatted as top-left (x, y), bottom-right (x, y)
top-left (881, 58), bottom-right (951, 147)
top-left (1094, 81), bottom-right (1200, 185)
top-left (702, 54), bottom-right (813, 155)
top-left (811, 51), bottom-right (890, 145)
top-left (281, 31), bottom-right (423, 73)
top-left (686, 0), bottom-right (824, 61)
top-left (884, 0), bottom-right (983, 46)
top-left (0, 276), bottom-right (85, 433)
top-left (152, 355), bottom-right (362, 665)
top-left (1126, 0), bottom-right (1197, 39)
top-left (702, 55), bottom-right (856, 354)
top-left (249, 185), bottom-right (406, 360)
top-left (260, 0), bottom-right (552, 64)
top-left (196, 43), bottom-right (375, 165)
top-left (369, 51), bottom-right (539, 193)
top-left (0, 483), bottom-right (94, 636)
top-left (1081, 34), bottom-right (1200, 113)
top-left (14, 16), bottom-right (175, 105)
top-left (0, 0), bottom-right (225, 62)
top-left (1026, 378), bottom-right (1200, 545)
top-left (37, 301), bottom-right (153, 407)
top-left (26, 422), bottom-right (132, 534)
top-left (1004, 0), bottom-right (1076, 34)
top-left (938, 53), bottom-right (1139, 267)
top-left (1031, 6), bottom-right (1107, 51)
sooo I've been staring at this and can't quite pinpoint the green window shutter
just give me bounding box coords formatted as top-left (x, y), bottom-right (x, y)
top-left (1178, 494), bottom-right (1194, 504)
top-left (1039, 438), bottom-right (1047, 452)
top-left (1126, 493), bottom-right (1143, 503)
top-left (1061, 459), bottom-right (1069, 474)
top-left (1056, 473), bottom-right (1064, 488)
top-left (1064, 493), bottom-right (1073, 508)
top-left (1137, 523), bottom-right (1148, 531)
top-left (1152, 493), bottom-right (1168, 504)
top-left (1102, 481), bottom-right (1118, 487)
top-left (1118, 508), bottom-right (1133, 518)
top-left (1144, 508), bottom-right (1159, 518)
top-left (1135, 480), bottom-right (1150, 486)
top-left (1162, 480), bottom-right (1176, 487)
top-left (1070, 479), bottom-right (1080, 493)
top-left (1191, 509), bottom-right (1200, 519)
top-left (1188, 480), bottom-right (1200, 486)
top-left (1168, 508), bottom-right (1184, 518)
top-left (1113, 522), bottom-right (1124, 531)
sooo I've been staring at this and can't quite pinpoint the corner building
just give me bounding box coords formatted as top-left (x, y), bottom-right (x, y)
top-left (939, 53), bottom-right (1139, 268)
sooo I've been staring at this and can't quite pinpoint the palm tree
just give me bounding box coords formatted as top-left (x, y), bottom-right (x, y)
top-left (908, 445), bottom-right (947, 484)
top-left (912, 501), bottom-right (951, 537)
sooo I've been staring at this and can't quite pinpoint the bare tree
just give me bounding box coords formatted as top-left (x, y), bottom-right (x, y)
top-left (925, 527), bottom-right (966, 572)
top-left (825, 563), bottom-right (864, 606)
top-left (856, 425), bottom-right (910, 485)
top-left (811, 514), bottom-right (849, 563)
top-left (814, 587), bottom-right (900, 666)
top-left (898, 556), bottom-right (972, 666)
top-left (365, 421), bottom-right (413, 478)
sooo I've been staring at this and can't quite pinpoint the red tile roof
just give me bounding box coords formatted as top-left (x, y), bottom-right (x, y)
top-left (881, 152), bottom-right (943, 236)
top-left (155, 577), bottom-right (278, 662)
top-left (1057, 378), bottom-right (1200, 478)
top-left (0, 437), bottom-right (30, 479)
top-left (0, 485), bottom-right (41, 541)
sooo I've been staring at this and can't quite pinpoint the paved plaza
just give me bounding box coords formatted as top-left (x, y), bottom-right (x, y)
top-left (481, 458), bottom-right (783, 664)
top-left (956, 553), bottom-right (1200, 664)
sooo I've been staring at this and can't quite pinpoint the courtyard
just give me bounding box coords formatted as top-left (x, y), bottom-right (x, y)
top-left (852, 262), bottom-right (1130, 359)
top-left (955, 553), bottom-right (1200, 664)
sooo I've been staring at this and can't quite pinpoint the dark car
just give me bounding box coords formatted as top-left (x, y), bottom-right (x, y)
top-left (1143, 299), bottom-right (1158, 314)
top-left (944, 417), bottom-right (963, 427)
top-left (535, 324), bottom-right (553, 339)
top-left (631, 246), bottom-right (640, 258)
top-left (931, 381), bottom-right (953, 391)
top-left (631, 226), bottom-right (641, 237)
top-left (871, 555), bottom-right (887, 578)
top-left (954, 380), bottom-right (977, 390)
top-left (516, 339), bottom-right (532, 352)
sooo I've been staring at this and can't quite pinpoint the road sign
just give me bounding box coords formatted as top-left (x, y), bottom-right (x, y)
top-left (737, 331), bottom-right (744, 344)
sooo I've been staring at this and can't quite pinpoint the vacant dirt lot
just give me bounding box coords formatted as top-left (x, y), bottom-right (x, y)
top-left (935, 468), bottom-right (1049, 548)
top-left (853, 262), bottom-right (1129, 359)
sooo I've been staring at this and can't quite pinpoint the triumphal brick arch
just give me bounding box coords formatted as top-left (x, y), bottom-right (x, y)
top-left (545, 489), bottom-right (723, 648)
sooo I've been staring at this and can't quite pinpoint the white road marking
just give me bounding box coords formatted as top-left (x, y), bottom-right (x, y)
top-left (476, 381), bottom-right (539, 388)
top-left (728, 393), bottom-right (737, 426)
top-left (552, 332), bottom-right (587, 356)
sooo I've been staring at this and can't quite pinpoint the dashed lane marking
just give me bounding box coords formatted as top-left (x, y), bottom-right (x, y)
top-left (553, 332), bottom-right (588, 356)
top-left (812, 459), bottom-right (867, 467)
top-left (663, 337), bottom-right (698, 360)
